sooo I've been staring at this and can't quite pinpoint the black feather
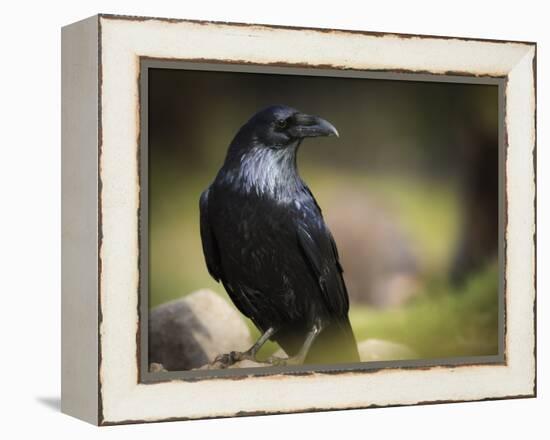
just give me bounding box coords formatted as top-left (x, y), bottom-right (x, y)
top-left (199, 105), bottom-right (359, 363)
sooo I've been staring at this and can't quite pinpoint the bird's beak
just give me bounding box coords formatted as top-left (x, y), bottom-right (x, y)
top-left (290, 113), bottom-right (339, 139)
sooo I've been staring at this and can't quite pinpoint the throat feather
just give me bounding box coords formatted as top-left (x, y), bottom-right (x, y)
top-left (233, 145), bottom-right (302, 200)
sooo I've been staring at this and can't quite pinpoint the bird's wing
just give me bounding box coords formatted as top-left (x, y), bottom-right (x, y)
top-left (296, 219), bottom-right (350, 318)
top-left (199, 188), bottom-right (265, 325)
top-left (199, 188), bottom-right (222, 282)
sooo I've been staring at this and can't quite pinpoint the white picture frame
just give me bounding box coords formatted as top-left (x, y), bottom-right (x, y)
top-left (61, 14), bottom-right (536, 425)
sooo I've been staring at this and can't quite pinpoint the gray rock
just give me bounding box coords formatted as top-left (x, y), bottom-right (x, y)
top-left (149, 289), bottom-right (253, 371)
top-left (198, 359), bottom-right (272, 370)
top-left (324, 190), bottom-right (420, 307)
top-left (149, 362), bottom-right (167, 373)
top-left (198, 340), bottom-right (418, 369)
top-left (358, 338), bottom-right (417, 362)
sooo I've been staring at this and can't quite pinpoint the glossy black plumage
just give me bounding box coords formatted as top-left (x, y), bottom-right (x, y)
top-left (199, 105), bottom-right (359, 364)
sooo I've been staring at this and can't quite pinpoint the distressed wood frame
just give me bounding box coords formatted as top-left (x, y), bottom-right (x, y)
top-left (61, 14), bottom-right (536, 425)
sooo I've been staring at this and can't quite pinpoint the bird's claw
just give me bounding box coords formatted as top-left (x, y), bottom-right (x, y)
top-left (213, 350), bottom-right (255, 368)
top-left (213, 351), bottom-right (238, 368)
top-left (213, 351), bottom-right (303, 368)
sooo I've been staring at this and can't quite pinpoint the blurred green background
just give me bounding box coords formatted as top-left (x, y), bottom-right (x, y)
top-left (148, 68), bottom-right (500, 360)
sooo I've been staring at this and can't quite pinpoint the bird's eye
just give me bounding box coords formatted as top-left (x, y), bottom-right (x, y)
top-left (276, 119), bottom-right (288, 129)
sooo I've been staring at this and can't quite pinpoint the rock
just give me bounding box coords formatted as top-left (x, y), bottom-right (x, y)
top-left (149, 362), bottom-right (167, 372)
top-left (198, 359), bottom-right (272, 370)
top-left (324, 190), bottom-right (420, 307)
top-left (197, 340), bottom-right (417, 368)
top-left (271, 348), bottom-right (287, 358)
top-left (358, 338), bottom-right (417, 362)
top-left (149, 289), bottom-right (253, 371)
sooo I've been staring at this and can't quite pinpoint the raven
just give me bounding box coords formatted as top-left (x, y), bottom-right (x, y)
top-left (199, 105), bottom-right (359, 366)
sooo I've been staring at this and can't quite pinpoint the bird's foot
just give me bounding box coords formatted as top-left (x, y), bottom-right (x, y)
top-left (213, 350), bottom-right (256, 369)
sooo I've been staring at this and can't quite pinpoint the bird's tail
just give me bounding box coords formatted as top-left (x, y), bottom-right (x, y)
top-left (305, 317), bottom-right (360, 364)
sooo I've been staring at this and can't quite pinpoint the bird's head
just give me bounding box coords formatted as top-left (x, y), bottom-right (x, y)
top-left (220, 105), bottom-right (339, 196)
top-left (233, 105), bottom-right (339, 150)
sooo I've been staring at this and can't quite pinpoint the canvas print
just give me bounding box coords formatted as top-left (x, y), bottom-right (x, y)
top-left (146, 67), bottom-right (501, 373)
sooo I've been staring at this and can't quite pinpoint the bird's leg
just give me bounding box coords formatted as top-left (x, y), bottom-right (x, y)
top-left (267, 322), bottom-right (323, 366)
top-left (214, 327), bottom-right (277, 368)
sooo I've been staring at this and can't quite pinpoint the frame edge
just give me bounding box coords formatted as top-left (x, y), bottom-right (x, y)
top-left (61, 14), bottom-right (101, 425)
top-left (97, 12), bottom-right (537, 46)
top-left (96, 16), bottom-right (537, 424)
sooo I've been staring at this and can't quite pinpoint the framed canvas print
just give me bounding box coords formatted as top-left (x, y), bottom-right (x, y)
top-left (61, 14), bottom-right (536, 425)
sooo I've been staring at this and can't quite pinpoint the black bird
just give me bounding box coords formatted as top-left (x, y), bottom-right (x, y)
top-left (199, 105), bottom-right (359, 366)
